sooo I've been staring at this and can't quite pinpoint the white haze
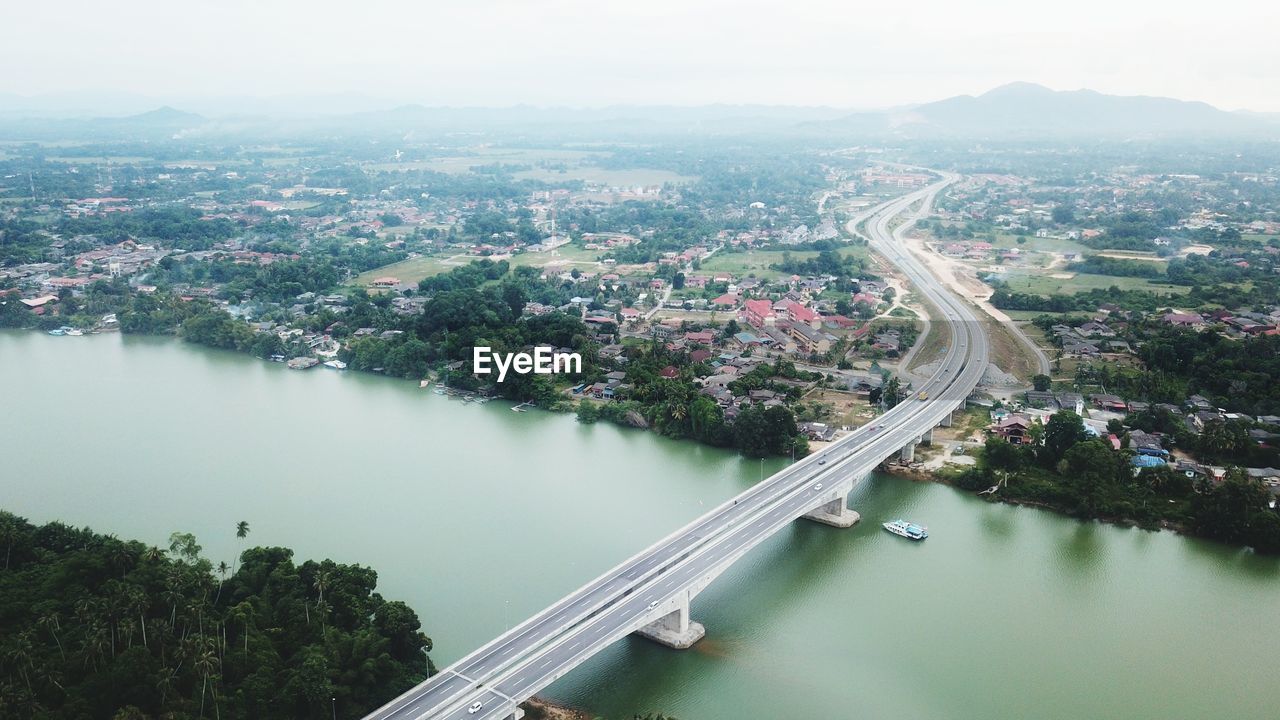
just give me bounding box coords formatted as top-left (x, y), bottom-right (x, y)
top-left (3, 0), bottom-right (1279, 113)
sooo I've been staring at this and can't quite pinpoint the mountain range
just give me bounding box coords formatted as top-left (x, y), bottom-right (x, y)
top-left (0, 83), bottom-right (1275, 141)
top-left (812, 82), bottom-right (1275, 139)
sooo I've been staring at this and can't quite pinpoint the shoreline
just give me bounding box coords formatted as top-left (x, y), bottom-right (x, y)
top-left (882, 463), bottom-right (1195, 538)
top-left (522, 697), bottom-right (593, 720)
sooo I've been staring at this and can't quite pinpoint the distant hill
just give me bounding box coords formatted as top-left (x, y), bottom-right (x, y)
top-left (0, 105), bottom-right (207, 141)
top-left (0, 85), bottom-right (1275, 142)
top-left (815, 82), bottom-right (1278, 139)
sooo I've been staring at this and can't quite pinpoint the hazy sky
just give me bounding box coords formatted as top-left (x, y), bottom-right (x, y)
top-left (5, 0), bottom-right (1279, 111)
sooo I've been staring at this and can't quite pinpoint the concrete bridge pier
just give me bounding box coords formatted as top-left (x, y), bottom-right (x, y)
top-left (900, 441), bottom-right (917, 462)
top-left (922, 428), bottom-right (934, 446)
top-left (802, 480), bottom-right (862, 528)
top-left (940, 410), bottom-right (954, 427)
top-left (635, 592), bottom-right (705, 650)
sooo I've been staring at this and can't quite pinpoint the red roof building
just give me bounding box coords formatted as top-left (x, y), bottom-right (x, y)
top-left (744, 299), bottom-right (775, 329)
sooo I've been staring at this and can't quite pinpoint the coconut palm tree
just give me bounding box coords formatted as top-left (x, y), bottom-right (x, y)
top-left (232, 521), bottom-right (249, 576)
top-left (214, 561), bottom-right (230, 605)
top-left (37, 612), bottom-right (64, 661)
top-left (194, 643), bottom-right (219, 718)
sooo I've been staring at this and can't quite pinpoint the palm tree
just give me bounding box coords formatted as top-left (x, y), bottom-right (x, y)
top-left (0, 514), bottom-right (19, 570)
top-left (669, 402), bottom-right (687, 422)
top-left (230, 601), bottom-right (254, 654)
top-left (313, 571), bottom-right (331, 604)
top-left (232, 521), bottom-right (249, 576)
top-left (37, 612), bottom-right (64, 661)
top-left (214, 561), bottom-right (230, 605)
top-left (4, 629), bottom-right (35, 693)
top-left (194, 643), bottom-right (219, 718)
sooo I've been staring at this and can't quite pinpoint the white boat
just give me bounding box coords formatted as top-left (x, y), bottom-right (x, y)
top-left (322, 360), bottom-right (347, 370)
top-left (66, 328), bottom-right (84, 336)
top-left (883, 519), bottom-right (928, 540)
top-left (419, 379), bottom-right (431, 388)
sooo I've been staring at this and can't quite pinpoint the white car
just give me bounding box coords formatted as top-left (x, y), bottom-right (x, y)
top-left (468, 701), bottom-right (483, 714)
top-left (647, 600), bottom-right (659, 610)
top-left (812, 483), bottom-right (823, 491)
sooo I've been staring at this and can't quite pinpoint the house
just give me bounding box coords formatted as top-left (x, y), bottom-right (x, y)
top-left (1025, 390), bottom-right (1057, 409)
top-left (19, 295), bottom-right (58, 308)
top-left (1057, 393), bottom-right (1085, 415)
top-left (659, 365), bottom-right (680, 379)
top-left (1063, 341), bottom-right (1100, 357)
top-left (1162, 312), bottom-right (1203, 327)
top-left (684, 330), bottom-right (715, 345)
top-left (781, 300), bottom-right (820, 329)
top-left (744, 299), bottom-right (775, 329)
top-left (1090, 394), bottom-right (1128, 412)
top-left (798, 422), bottom-right (836, 442)
top-left (846, 374), bottom-right (883, 397)
top-left (871, 332), bottom-right (901, 352)
top-left (789, 322), bottom-right (832, 354)
top-left (1077, 321), bottom-right (1115, 337)
top-left (993, 414), bottom-right (1033, 444)
top-left (1185, 395), bottom-right (1214, 411)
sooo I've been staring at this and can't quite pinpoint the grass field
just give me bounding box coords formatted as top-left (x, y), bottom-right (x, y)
top-left (348, 245), bottom-right (605, 288)
top-left (349, 256), bottom-right (457, 287)
top-left (1000, 270), bottom-right (1188, 296)
top-left (698, 250), bottom-right (816, 280)
top-left (989, 231), bottom-right (1090, 255)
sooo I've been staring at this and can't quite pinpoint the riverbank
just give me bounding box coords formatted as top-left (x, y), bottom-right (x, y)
top-left (522, 697), bottom-right (593, 720)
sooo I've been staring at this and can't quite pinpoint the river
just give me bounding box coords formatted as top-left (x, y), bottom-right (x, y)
top-left (2, 330), bottom-right (1277, 719)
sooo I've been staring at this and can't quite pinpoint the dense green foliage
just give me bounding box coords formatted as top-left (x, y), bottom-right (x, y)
top-left (1137, 330), bottom-right (1280, 416)
top-left (0, 513), bottom-right (434, 720)
top-left (952, 415), bottom-right (1280, 552)
top-left (57, 208), bottom-right (240, 251)
top-left (769, 249), bottom-right (866, 278)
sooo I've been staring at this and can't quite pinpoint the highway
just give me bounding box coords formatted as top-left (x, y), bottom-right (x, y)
top-left (364, 171), bottom-right (989, 720)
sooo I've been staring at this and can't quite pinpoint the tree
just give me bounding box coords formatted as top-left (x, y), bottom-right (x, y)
top-left (983, 437), bottom-right (1024, 472)
top-left (1042, 411), bottom-right (1087, 464)
top-left (1060, 439), bottom-right (1127, 515)
top-left (882, 376), bottom-right (903, 408)
top-left (1190, 468), bottom-right (1272, 544)
top-left (233, 521), bottom-right (250, 576)
top-left (1032, 374), bottom-right (1051, 392)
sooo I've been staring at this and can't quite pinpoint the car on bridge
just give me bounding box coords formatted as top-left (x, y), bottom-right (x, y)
top-left (468, 701), bottom-right (483, 714)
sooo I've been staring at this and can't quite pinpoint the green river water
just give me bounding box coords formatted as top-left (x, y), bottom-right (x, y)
top-left (1, 330), bottom-right (1276, 719)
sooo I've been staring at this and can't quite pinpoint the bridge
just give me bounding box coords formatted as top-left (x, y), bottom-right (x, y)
top-left (365, 172), bottom-right (989, 720)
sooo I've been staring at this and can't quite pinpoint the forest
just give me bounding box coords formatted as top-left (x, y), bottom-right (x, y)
top-left (0, 513), bottom-right (434, 720)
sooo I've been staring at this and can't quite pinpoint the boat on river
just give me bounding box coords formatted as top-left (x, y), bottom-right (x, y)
top-left (883, 519), bottom-right (928, 540)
